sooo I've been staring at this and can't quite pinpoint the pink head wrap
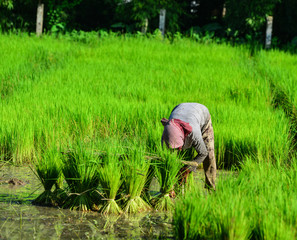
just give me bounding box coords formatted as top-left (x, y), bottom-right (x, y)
top-left (161, 118), bottom-right (192, 149)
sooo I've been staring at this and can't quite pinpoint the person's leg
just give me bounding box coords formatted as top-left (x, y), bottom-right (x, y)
top-left (202, 117), bottom-right (217, 190)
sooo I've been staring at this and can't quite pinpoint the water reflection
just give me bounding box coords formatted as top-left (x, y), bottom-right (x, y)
top-left (0, 166), bottom-right (173, 239)
top-left (0, 203), bottom-right (173, 239)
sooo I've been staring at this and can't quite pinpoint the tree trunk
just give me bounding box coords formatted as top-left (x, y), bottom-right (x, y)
top-left (222, 4), bottom-right (226, 18)
top-left (265, 16), bottom-right (273, 49)
top-left (36, 1), bottom-right (44, 36)
top-left (141, 18), bottom-right (148, 34)
top-left (159, 9), bottom-right (166, 37)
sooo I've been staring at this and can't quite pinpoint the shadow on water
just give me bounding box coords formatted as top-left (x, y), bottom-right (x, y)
top-left (0, 165), bottom-right (174, 240)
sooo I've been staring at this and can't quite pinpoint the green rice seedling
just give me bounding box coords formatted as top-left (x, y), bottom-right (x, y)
top-left (141, 161), bottom-right (155, 203)
top-left (62, 146), bottom-right (101, 211)
top-left (121, 148), bottom-right (151, 214)
top-left (174, 165), bottom-right (254, 240)
top-left (0, 33), bottom-right (293, 169)
top-left (216, 202), bottom-right (251, 240)
top-left (152, 150), bottom-right (183, 211)
top-left (174, 185), bottom-right (215, 240)
top-left (98, 150), bottom-right (123, 215)
top-left (174, 156), bottom-right (297, 240)
top-left (32, 147), bottom-right (62, 206)
top-left (251, 213), bottom-right (295, 240)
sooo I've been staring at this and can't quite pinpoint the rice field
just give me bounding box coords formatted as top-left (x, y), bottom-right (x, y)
top-left (1, 32), bottom-right (297, 239)
top-left (0, 33), bottom-right (292, 166)
top-left (174, 158), bottom-right (297, 240)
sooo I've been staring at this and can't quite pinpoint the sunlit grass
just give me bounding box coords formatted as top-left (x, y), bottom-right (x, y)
top-left (152, 150), bottom-right (183, 211)
top-left (62, 145), bottom-right (101, 211)
top-left (1, 33), bottom-right (297, 237)
top-left (121, 147), bottom-right (151, 214)
top-left (98, 149), bottom-right (123, 215)
top-left (0, 33), bottom-right (292, 168)
top-left (32, 147), bottom-right (62, 207)
top-left (174, 158), bottom-right (297, 240)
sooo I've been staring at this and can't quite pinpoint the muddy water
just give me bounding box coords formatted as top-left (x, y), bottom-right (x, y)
top-left (0, 165), bottom-right (174, 240)
top-left (0, 203), bottom-right (173, 239)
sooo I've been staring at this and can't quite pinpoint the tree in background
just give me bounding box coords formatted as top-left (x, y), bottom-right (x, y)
top-left (224, 0), bottom-right (281, 42)
top-left (179, 0), bottom-right (225, 38)
top-left (0, 0), bottom-right (35, 32)
top-left (45, 0), bottom-right (82, 32)
top-left (0, 0), bottom-right (13, 9)
top-left (130, 0), bottom-right (156, 33)
top-left (160, 0), bottom-right (188, 34)
top-left (114, 0), bottom-right (187, 34)
top-left (69, 0), bottom-right (118, 31)
top-left (0, 0), bottom-right (297, 49)
top-left (0, 0), bottom-right (84, 33)
top-left (0, 0), bottom-right (13, 32)
top-left (273, 0), bottom-right (297, 46)
top-left (189, 0), bottom-right (225, 27)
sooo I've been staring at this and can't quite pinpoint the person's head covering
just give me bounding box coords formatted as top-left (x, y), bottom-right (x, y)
top-left (161, 118), bottom-right (192, 149)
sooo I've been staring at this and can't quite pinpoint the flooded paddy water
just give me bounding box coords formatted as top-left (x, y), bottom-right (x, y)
top-left (0, 165), bottom-right (175, 239)
top-left (0, 165), bottom-right (175, 240)
top-left (0, 202), bottom-right (173, 239)
top-left (0, 165), bottom-right (230, 239)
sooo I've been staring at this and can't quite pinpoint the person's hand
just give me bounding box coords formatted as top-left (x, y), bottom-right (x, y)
top-left (179, 166), bottom-right (191, 185)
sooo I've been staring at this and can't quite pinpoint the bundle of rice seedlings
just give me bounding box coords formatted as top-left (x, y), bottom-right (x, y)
top-left (32, 148), bottom-right (62, 206)
top-left (52, 174), bottom-right (67, 206)
top-left (153, 150), bottom-right (183, 211)
top-left (142, 162), bottom-right (155, 202)
top-left (62, 147), bottom-right (101, 211)
top-left (98, 152), bottom-right (123, 215)
top-left (121, 148), bottom-right (151, 213)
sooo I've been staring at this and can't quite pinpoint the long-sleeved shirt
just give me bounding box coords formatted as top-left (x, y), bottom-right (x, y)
top-left (168, 103), bottom-right (210, 164)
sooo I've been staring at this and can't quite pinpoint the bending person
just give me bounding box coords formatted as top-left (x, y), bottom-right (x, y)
top-left (161, 102), bottom-right (216, 190)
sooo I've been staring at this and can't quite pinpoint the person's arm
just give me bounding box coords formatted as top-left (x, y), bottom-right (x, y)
top-left (190, 132), bottom-right (208, 170)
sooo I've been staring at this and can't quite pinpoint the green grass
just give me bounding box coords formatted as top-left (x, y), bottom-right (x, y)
top-left (62, 145), bottom-right (101, 211)
top-left (152, 150), bottom-right (183, 211)
top-left (32, 147), bottom-right (62, 206)
top-left (98, 146), bottom-right (123, 215)
top-left (0, 33), bottom-right (292, 168)
top-left (256, 50), bottom-right (297, 153)
top-left (174, 157), bottom-right (297, 240)
top-left (1, 32), bottom-right (297, 235)
top-left (121, 146), bottom-right (151, 214)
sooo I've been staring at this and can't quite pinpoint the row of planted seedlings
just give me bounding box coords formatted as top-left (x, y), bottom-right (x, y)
top-left (32, 142), bottom-right (189, 214)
